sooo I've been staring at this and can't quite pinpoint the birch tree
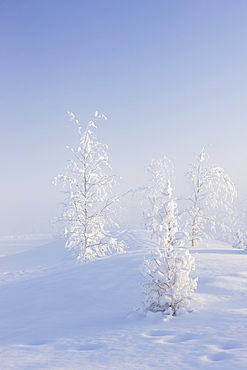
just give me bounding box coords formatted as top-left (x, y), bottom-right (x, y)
top-left (183, 148), bottom-right (237, 246)
top-left (53, 112), bottom-right (125, 262)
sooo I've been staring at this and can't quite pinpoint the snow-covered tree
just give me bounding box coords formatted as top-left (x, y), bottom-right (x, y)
top-left (141, 246), bottom-right (198, 316)
top-left (140, 158), bottom-right (198, 316)
top-left (53, 112), bottom-right (125, 262)
top-left (230, 208), bottom-right (247, 250)
top-left (232, 228), bottom-right (247, 249)
top-left (183, 148), bottom-right (237, 246)
top-left (142, 156), bottom-right (174, 243)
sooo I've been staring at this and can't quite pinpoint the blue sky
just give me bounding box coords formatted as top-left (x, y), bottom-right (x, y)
top-left (1, 0), bottom-right (247, 235)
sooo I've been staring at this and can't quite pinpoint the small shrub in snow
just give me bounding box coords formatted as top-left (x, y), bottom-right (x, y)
top-left (226, 208), bottom-right (247, 250)
top-left (141, 246), bottom-right (198, 316)
top-left (53, 112), bottom-right (125, 262)
top-left (232, 229), bottom-right (247, 250)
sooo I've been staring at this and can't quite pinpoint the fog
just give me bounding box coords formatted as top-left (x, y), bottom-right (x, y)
top-left (1, 0), bottom-right (247, 235)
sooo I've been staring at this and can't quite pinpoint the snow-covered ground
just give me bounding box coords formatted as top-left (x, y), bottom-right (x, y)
top-left (0, 231), bottom-right (246, 369)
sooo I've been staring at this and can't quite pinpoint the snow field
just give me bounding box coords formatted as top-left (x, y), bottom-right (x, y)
top-left (0, 231), bottom-right (246, 369)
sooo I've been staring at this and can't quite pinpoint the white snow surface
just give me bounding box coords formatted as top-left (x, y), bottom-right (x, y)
top-left (0, 231), bottom-right (247, 369)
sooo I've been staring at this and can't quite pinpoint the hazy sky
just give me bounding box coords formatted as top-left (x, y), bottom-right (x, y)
top-left (1, 0), bottom-right (247, 235)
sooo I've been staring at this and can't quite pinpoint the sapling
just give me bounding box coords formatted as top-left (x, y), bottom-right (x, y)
top-left (141, 157), bottom-right (198, 315)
